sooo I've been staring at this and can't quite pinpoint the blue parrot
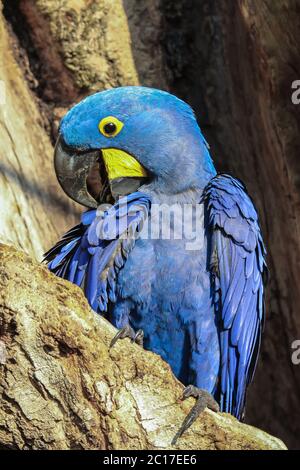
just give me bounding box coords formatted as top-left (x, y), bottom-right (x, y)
top-left (44, 86), bottom-right (267, 443)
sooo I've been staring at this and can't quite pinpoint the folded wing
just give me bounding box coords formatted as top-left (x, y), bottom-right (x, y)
top-left (44, 193), bottom-right (151, 314)
top-left (203, 174), bottom-right (267, 418)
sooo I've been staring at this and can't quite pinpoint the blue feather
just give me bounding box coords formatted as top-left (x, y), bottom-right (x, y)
top-left (45, 192), bottom-right (151, 316)
top-left (203, 174), bottom-right (267, 418)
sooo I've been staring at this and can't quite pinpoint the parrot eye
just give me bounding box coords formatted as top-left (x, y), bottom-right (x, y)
top-left (104, 122), bottom-right (116, 134)
top-left (99, 116), bottom-right (124, 137)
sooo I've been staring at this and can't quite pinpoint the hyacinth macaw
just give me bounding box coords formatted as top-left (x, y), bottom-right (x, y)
top-left (44, 86), bottom-right (267, 443)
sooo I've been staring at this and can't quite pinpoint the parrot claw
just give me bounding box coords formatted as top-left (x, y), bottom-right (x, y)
top-left (110, 324), bottom-right (144, 349)
top-left (171, 385), bottom-right (219, 446)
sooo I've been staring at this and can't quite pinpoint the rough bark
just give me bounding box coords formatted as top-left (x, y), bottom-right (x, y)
top-left (0, 244), bottom-right (286, 450)
top-left (0, 5), bottom-right (80, 259)
top-left (0, 0), bottom-right (299, 449)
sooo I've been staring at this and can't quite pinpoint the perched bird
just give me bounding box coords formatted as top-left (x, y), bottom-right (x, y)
top-left (44, 87), bottom-right (267, 443)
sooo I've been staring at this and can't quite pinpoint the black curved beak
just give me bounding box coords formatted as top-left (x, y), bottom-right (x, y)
top-left (54, 136), bottom-right (99, 209)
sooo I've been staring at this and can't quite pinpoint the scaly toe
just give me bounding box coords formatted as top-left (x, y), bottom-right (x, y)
top-left (172, 386), bottom-right (219, 445)
top-left (110, 324), bottom-right (144, 349)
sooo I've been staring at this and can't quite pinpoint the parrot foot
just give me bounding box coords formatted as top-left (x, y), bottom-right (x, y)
top-left (171, 385), bottom-right (219, 446)
top-left (110, 324), bottom-right (144, 349)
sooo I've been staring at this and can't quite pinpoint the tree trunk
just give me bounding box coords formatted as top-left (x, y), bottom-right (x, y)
top-left (0, 0), bottom-right (299, 449)
top-left (0, 244), bottom-right (286, 450)
top-left (0, 5), bottom-right (83, 259)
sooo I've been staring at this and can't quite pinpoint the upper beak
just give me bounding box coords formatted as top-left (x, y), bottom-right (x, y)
top-left (54, 136), bottom-right (99, 208)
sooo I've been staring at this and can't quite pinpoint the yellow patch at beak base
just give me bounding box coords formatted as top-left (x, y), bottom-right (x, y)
top-left (101, 148), bottom-right (148, 181)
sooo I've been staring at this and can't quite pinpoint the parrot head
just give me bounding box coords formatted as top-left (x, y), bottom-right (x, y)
top-left (55, 86), bottom-right (215, 208)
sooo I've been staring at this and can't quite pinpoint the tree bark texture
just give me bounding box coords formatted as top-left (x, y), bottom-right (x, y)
top-left (0, 244), bottom-right (286, 450)
top-left (0, 0), bottom-right (299, 448)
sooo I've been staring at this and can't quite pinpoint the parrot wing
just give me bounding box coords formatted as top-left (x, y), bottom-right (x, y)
top-left (202, 174), bottom-right (267, 418)
top-left (44, 192), bottom-right (151, 315)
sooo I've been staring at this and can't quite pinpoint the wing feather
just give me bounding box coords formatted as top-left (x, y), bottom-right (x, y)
top-left (44, 193), bottom-right (151, 315)
top-left (203, 174), bottom-right (267, 419)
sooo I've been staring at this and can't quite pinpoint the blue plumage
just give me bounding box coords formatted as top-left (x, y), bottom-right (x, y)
top-left (46, 192), bottom-right (151, 313)
top-left (44, 86), bottom-right (267, 420)
top-left (202, 174), bottom-right (266, 417)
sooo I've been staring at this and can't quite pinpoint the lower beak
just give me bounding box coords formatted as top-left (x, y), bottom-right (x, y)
top-left (54, 136), bottom-right (148, 208)
top-left (101, 148), bottom-right (148, 200)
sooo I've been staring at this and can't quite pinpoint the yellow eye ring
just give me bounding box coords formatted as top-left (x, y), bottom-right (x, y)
top-left (98, 116), bottom-right (124, 138)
